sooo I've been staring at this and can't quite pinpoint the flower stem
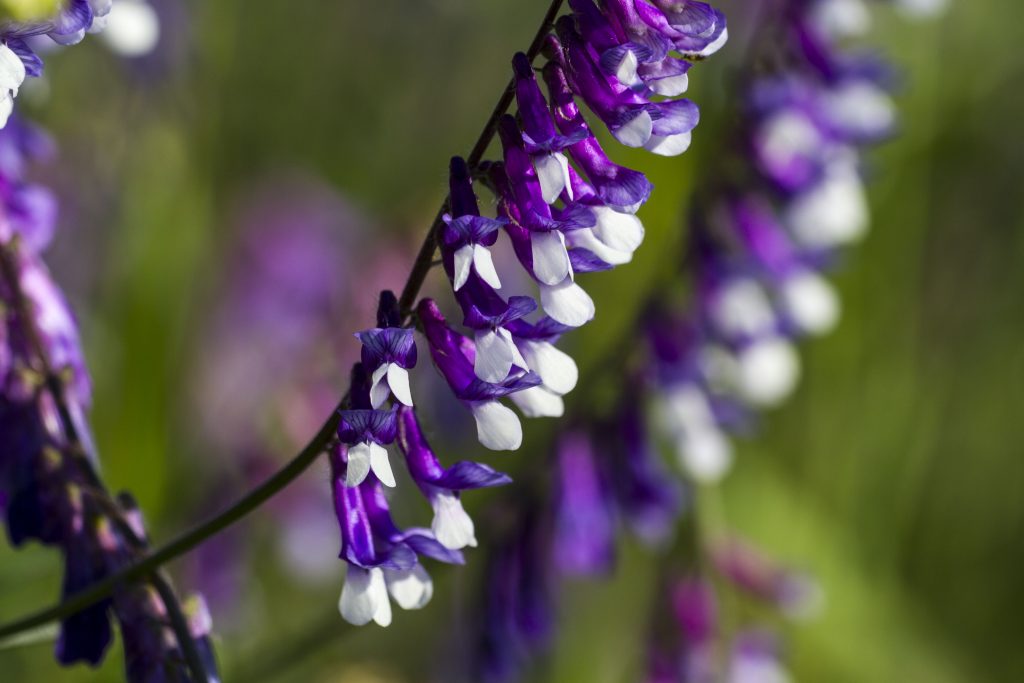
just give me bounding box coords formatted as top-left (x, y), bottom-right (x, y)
top-left (0, 0), bottom-right (567, 643)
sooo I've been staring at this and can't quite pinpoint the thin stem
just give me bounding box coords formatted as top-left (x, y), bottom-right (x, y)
top-left (0, 0), bottom-right (567, 642)
top-left (151, 576), bottom-right (211, 682)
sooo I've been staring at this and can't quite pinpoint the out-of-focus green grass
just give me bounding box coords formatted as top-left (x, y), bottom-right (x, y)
top-left (1, 0), bottom-right (1022, 681)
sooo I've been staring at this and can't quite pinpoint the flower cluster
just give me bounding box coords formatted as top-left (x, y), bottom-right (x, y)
top-left (464, 0), bottom-right (942, 678)
top-left (333, 0), bottom-right (728, 626)
top-left (646, 0), bottom-right (906, 484)
top-left (0, 117), bottom-right (216, 679)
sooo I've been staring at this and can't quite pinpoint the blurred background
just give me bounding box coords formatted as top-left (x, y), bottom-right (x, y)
top-left (0, 0), bottom-right (1021, 681)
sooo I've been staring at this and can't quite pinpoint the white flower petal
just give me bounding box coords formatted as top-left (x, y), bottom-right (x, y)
top-left (643, 132), bottom-right (692, 157)
top-left (386, 364), bottom-right (414, 406)
top-left (647, 72), bottom-right (689, 97)
top-left (345, 442), bottom-right (372, 487)
top-left (780, 270), bottom-right (840, 336)
top-left (612, 110), bottom-right (653, 148)
top-left (472, 244), bottom-right (502, 290)
top-left (681, 428), bottom-right (733, 484)
top-left (614, 49), bottom-right (640, 87)
top-left (531, 230), bottom-right (571, 286)
top-left (540, 279), bottom-right (595, 328)
top-left (339, 566), bottom-right (392, 627)
top-left (369, 363), bottom-right (391, 409)
top-left (0, 44), bottom-right (26, 93)
top-left (101, 0), bottom-right (161, 57)
top-left (431, 491), bottom-right (477, 549)
top-left (368, 442), bottom-right (396, 487)
top-left (384, 564), bottom-right (434, 611)
top-left (452, 244), bottom-right (474, 291)
top-left (509, 385), bottom-right (565, 418)
top-left (785, 157), bottom-right (868, 248)
top-left (517, 340), bottom-right (578, 395)
top-left (592, 206), bottom-right (645, 252)
top-left (534, 152), bottom-right (571, 204)
top-left (470, 401), bottom-right (523, 451)
top-left (565, 228), bottom-right (632, 266)
top-left (475, 329), bottom-right (515, 383)
top-left (735, 338), bottom-right (801, 408)
top-left (0, 96), bottom-right (13, 131)
top-left (712, 278), bottom-right (776, 339)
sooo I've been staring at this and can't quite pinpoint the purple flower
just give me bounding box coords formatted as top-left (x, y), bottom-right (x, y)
top-left (417, 298), bottom-right (541, 451)
top-left (476, 510), bottom-right (555, 683)
top-left (611, 400), bottom-right (684, 545)
top-left (337, 405), bottom-right (399, 488)
top-left (329, 445), bottom-right (463, 626)
top-left (396, 404), bottom-right (511, 549)
top-left (355, 291), bottom-right (418, 408)
top-left (552, 430), bottom-right (615, 576)
top-left (554, 16), bottom-right (700, 155)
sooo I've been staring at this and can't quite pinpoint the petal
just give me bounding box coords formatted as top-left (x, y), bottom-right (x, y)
top-left (0, 44), bottom-right (26, 92)
top-left (470, 401), bottom-right (523, 451)
top-left (431, 491), bottom-right (477, 550)
top-left (612, 109), bottom-right (654, 148)
top-left (339, 566), bottom-right (391, 627)
top-left (592, 207), bottom-right (645, 253)
top-left (531, 230), bottom-right (571, 286)
top-left (734, 338), bottom-right (801, 408)
top-left (452, 244), bottom-right (474, 291)
top-left (643, 131), bottom-right (692, 157)
top-left (517, 340), bottom-right (579, 395)
top-left (384, 564), bottom-right (434, 611)
top-left (368, 442), bottom-right (396, 488)
top-left (509, 385), bottom-right (565, 418)
top-left (386, 364), bottom-right (414, 407)
top-left (534, 152), bottom-right (571, 204)
top-left (474, 329), bottom-right (516, 383)
top-left (540, 280), bottom-right (595, 328)
top-left (566, 228), bottom-right (633, 266)
top-left (781, 270), bottom-right (840, 336)
top-left (369, 363), bottom-right (391, 409)
top-left (472, 244), bottom-right (502, 290)
top-left (679, 427), bottom-right (733, 484)
top-left (345, 442), bottom-right (372, 487)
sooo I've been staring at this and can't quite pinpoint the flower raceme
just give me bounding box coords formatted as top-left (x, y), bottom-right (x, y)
top-left (332, 0), bottom-right (728, 627)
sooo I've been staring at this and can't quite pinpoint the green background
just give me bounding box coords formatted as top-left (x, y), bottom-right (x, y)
top-left (1, 0), bottom-right (1022, 681)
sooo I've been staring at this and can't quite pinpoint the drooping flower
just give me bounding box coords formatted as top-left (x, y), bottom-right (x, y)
top-left (417, 298), bottom-right (541, 451)
top-left (329, 444), bottom-right (463, 626)
top-left (396, 404), bottom-right (511, 550)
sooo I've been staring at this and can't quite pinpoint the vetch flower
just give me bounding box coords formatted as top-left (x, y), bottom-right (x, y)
top-left (396, 404), bottom-right (511, 549)
top-left (356, 291), bottom-right (417, 408)
top-left (417, 298), bottom-right (541, 450)
top-left (330, 445), bottom-right (463, 626)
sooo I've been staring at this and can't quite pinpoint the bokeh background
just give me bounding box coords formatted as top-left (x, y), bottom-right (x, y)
top-left (1, 0), bottom-right (1022, 681)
